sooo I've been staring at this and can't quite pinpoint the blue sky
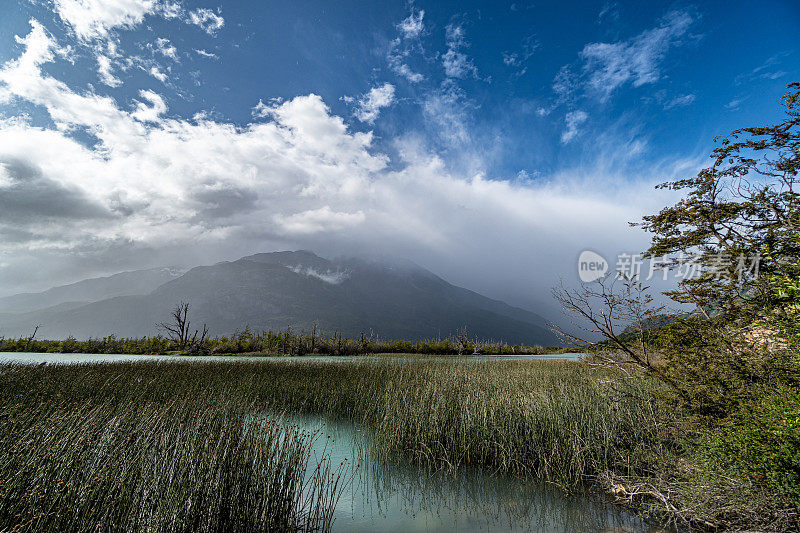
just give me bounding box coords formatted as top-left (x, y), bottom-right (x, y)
top-left (0, 0), bottom-right (797, 313)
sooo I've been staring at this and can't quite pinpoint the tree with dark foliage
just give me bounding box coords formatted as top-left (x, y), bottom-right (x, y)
top-left (639, 82), bottom-right (800, 323)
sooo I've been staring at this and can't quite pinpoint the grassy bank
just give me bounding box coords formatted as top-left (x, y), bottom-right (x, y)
top-left (0, 359), bottom-right (672, 528)
top-left (1, 358), bottom-right (791, 531)
top-left (0, 363), bottom-right (347, 533)
top-left (0, 328), bottom-right (570, 356)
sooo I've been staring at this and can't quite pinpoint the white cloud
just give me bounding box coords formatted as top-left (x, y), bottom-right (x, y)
top-left (398, 9), bottom-right (424, 39)
top-left (0, 20), bottom-right (703, 310)
top-left (131, 90), bottom-right (167, 122)
top-left (663, 93), bottom-right (695, 109)
top-left (725, 96), bottom-right (747, 111)
top-left (188, 8), bottom-right (224, 35)
top-left (155, 37), bottom-right (177, 60)
top-left (577, 10), bottom-right (694, 101)
top-left (52, 0), bottom-right (157, 40)
top-left (51, 0), bottom-right (223, 40)
top-left (158, 1), bottom-right (182, 19)
top-left (353, 83), bottom-right (395, 124)
top-left (149, 66), bottom-right (167, 82)
top-left (276, 207), bottom-right (366, 235)
top-left (443, 24), bottom-right (478, 79)
top-left (288, 264), bottom-right (351, 284)
top-left (251, 99), bottom-right (269, 117)
top-left (396, 64), bottom-right (424, 83)
top-left (387, 39), bottom-right (424, 83)
top-left (552, 66), bottom-right (575, 100)
top-left (422, 80), bottom-right (472, 145)
top-left (1, 22), bottom-right (142, 143)
top-left (386, 9), bottom-right (427, 83)
top-left (561, 110), bottom-right (588, 144)
top-left (97, 54), bottom-right (122, 86)
top-left (597, 2), bottom-right (619, 24)
top-left (736, 52), bottom-right (791, 85)
top-left (194, 48), bottom-right (218, 59)
top-left (502, 35), bottom-right (538, 74)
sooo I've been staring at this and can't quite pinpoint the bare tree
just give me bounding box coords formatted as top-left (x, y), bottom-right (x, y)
top-left (24, 324), bottom-right (41, 351)
top-left (551, 273), bottom-right (685, 394)
top-left (158, 302), bottom-right (191, 348)
top-left (157, 302), bottom-right (208, 352)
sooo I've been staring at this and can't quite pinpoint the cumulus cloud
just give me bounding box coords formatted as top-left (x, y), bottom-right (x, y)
top-left (188, 8), bottom-right (224, 35)
top-left (0, 20), bottom-right (701, 315)
top-left (51, 0), bottom-right (224, 40)
top-left (131, 89), bottom-right (167, 122)
top-left (52, 0), bottom-right (157, 40)
top-left (561, 110), bottom-right (588, 143)
top-left (353, 83), bottom-right (395, 124)
top-left (443, 24), bottom-right (478, 79)
top-left (578, 10), bottom-right (694, 101)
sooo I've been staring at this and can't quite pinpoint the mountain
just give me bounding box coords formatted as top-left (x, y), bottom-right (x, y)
top-left (0, 251), bottom-right (560, 345)
top-left (0, 267), bottom-right (185, 314)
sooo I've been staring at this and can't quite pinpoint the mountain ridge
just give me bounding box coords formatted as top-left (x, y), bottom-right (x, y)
top-left (0, 267), bottom-right (185, 315)
top-left (0, 251), bottom-right (559, 345)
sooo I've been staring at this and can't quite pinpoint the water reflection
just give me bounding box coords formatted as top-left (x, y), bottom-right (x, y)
top-left (293, 414), bottom-right (670, 533)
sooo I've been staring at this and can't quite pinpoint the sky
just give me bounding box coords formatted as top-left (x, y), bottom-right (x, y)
top-left (0, 0), bottom-right (797, 317)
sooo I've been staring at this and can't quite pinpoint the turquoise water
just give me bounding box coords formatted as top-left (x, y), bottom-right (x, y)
top-left (1, 351), bottom-right (675, 532)
top-left (293, 414), bottom-right (669, 532)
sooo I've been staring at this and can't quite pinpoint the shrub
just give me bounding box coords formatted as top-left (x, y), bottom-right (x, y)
top-left (703, 386), bottom-right (800, 503)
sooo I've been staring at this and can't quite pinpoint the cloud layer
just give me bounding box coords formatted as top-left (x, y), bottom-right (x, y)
top-left (0, 14), bottom-right (703, 316)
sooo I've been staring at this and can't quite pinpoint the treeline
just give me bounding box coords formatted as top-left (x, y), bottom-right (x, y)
top-left (0, 327), bottom-right (569, 356)
top-left (549, 83), bottom-right (800, 529)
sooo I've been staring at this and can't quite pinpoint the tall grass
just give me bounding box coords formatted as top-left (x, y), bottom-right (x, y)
top-left (1, 359), bottom-right (674, 496)
top-left (230, 358), bottom-right (674, 486)
top-left (0, 365), bottom-right (347, 532)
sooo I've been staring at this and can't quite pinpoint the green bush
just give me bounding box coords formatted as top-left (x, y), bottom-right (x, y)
top-left (704, 386), bottom-right (800, 503)
top-left (770, 271), bottom-right (800, 348)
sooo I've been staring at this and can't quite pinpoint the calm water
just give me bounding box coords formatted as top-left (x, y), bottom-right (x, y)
top-left (293, 414), bottom-right (669, 533)
top-left (0, 352), bottom-right (584, 364)
top-left (1, 351), bottom-right (673, 532)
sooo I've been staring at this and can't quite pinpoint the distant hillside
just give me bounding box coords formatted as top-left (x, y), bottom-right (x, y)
top-left (0, 268), bottom-right (185, 314)
top-left (0, 251), bottom-right (560, 345)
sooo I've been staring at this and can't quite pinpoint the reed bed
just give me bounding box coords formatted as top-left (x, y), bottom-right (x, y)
top-left (0, 364), bottom-right (347, 533)
top-left (0, 358), bottom-right (673, 505)
top-left (229, 358), bottom-right (674, 486)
